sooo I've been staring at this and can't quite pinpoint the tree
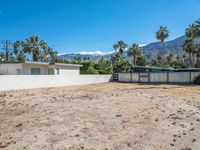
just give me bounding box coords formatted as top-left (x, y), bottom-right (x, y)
top-left (22, 36), bottom-right (40, 61)
top-left (96, 58), bottom-right (113, 74)
top-left (39, 40), bottom-right (48, 61)
top-left (22, 35), bottom-right (55, 62)
top-left (80, 62), bottom-right (98, 74)
top-left (166, 53), bottom-right (173, 65)
top-left (0, 52), bottom-right (6, 62)
top-left (127, 43), bottom-right (141, 65)
top-left (111, 52), bottom-right (131, 73)
top-left (194, 19), bottom-right (200, 38)
top-left (48, 48), bottom-right (58, 62)
top-left (155, 26), bottom-right (170, 55)
top-left (183, 39), bottom-right (195, 67)
top-left (184, 23), bottom-right (200, 67)
top-left (21, 35), bottom-right (57, 62)
top-left (186, 24), bottom-right (198, 40)
top-left (113, 40), bottom-right (128, 55)
top-left (136, 55), bottom-right (147, 66)
top-left (13, 41), bottom-right (25, 61)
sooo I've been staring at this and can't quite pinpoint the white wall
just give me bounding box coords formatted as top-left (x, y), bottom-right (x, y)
top-left (0, 75), bottom-right (112, 90)
top-left (59, 69), bottom-right (79, 76)
top-left (0, 64), bottom-right (22, 75)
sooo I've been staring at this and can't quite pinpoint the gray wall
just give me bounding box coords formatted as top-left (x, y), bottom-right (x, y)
top-left (0, 75), bottom-right (112, 90)
top-left (119, 72), bottom-right (200, 84)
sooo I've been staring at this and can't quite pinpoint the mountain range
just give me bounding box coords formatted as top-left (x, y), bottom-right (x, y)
top-left (58, 35), bottom-right (187, 62)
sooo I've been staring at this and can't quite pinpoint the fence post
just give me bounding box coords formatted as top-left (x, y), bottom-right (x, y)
top-left (189, 71), bottom-right (192, 84)
top-left (138, 73), bottom-right (140, 83)
top-left (167, 72), bottom-right (169, 83)
top-left (148, 72), bottom-right (150, 83)
top-left (129, 72), bottom-right (131, 83)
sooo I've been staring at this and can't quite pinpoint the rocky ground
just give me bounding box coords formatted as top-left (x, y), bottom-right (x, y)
top-left (0, 83), bottom-right (200, 150)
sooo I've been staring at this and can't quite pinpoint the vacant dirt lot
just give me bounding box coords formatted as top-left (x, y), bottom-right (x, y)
top-left (0, 83), bottom-right (200, 150)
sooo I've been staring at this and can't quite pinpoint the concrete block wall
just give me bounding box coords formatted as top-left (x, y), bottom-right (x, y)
top-left (0, 75), bottom-right (112, 90)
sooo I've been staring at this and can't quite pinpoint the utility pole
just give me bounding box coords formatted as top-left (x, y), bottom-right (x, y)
top-left (1, 40), bottom-right (12, 62)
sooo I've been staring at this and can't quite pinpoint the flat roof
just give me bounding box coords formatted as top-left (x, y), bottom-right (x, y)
top-left (133, 66), bottom-right (175, 70)
top-left (0, 61), bottom-right (83, 67)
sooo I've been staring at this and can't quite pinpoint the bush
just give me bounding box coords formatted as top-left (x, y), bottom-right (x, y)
top-left (193, 75), bottom-right (200, 84)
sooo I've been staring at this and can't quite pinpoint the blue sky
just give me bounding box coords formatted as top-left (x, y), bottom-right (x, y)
top-left (0, 0), bottom-right (200, 54)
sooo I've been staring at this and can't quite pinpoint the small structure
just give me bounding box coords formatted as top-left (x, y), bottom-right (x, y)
top-left (0, 61), bottom-right (82, 75)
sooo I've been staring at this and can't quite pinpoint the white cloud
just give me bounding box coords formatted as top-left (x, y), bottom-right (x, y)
top-left (57, 52), bottom-right (70, 56)
top-left (139, 44), bottom-right (147, 47)
top-left (79, 51), bottom-right (105, 56)
top-left (58, 43), bottom-right (146, 56)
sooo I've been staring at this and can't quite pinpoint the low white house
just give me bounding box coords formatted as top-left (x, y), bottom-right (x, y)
top-left (0, 61), bottom-right (82, 76)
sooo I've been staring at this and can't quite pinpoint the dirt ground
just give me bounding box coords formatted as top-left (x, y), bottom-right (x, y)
top-left (0, 83), bottom-right (200, 150)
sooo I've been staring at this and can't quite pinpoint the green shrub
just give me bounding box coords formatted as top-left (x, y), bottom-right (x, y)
top-left (193, 75), bottom-right (200, 84)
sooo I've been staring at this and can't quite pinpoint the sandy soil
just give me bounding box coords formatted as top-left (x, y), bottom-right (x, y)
top-left (0, 83), bottom-right (200, 150)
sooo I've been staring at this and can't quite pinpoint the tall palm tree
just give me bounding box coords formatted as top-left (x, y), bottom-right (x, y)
top-left (127, 43), bottom-right (141, 65)
top-left (195, 19), bottom-right (200, 38)
top-left (113, 40), bottom-right (128, 55)
top-left (183, 39), bottom-right (195, 67)
top-left (13, 41), bottom-right (21, 57)
top-left (185, 24), bottom-right (198, 40)
top-left (48, 47), bottom-right (58, 62)
top-left (185, 23), bottom-right (199, 67)
top-left (155, 26), bottom-right (170, 55)
top-left (13, 41), bottom-right (25, 62)
top-left (22, 35), bottom-right (41, 61)
top-left (39, 40), bottom-right (48, 61)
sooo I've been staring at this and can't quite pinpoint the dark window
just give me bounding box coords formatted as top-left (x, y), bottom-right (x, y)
top-left (48, 68), bottom-right (55, 75)
top-left (31, 68), bottom-right (41, 75)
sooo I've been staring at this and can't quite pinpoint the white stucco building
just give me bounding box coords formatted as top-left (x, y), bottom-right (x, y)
top-left (0, 61), bottom-right (82, 76)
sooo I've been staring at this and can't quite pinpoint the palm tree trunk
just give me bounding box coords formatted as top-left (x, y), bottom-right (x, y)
top-left (33, 53), bottom-right (38, 61)
top-left (133, 56), bottom-right (135, 66)
top-left (189, 53), bottom-right (192, 67)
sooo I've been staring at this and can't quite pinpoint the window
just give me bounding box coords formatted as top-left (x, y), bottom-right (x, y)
top-left (31, 68), bottom-right (41, 75)
top-left (48, 68), bottom-right (55, 75)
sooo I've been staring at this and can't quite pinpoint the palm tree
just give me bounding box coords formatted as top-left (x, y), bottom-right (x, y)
top-left (185, 24), bottom-right (198, 40)
top-left (48, 47), bottom-right (58, 62)
top-left (13, 41), bottom-right (21, 56)
top-left (183, 39), bottom-right (195, 67)
top-left (113, 40), bottom-right (128, 55)
top-left (13, 41), bottom-right (25, 61)
top-left (39, 40), bottom-right (48, 61)
top-left (185, 23), bottom-right (199, 67)
top-left (195, 19), bottom-right (200, 38)
top-left (127, 43), bottom-right (141, 65)
top-left (155, 26), bottom-right (170, 55)
top-left (22, 35), bottom-right (41, 61)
